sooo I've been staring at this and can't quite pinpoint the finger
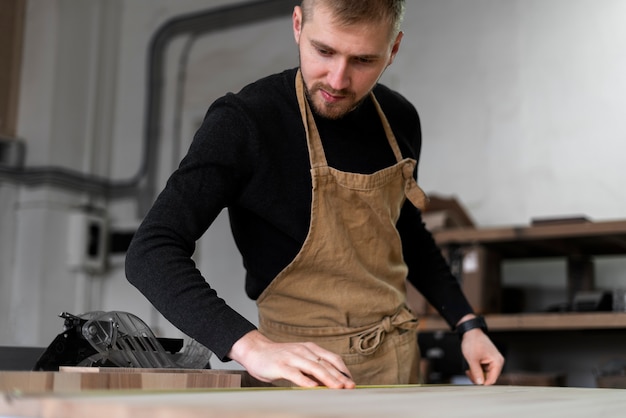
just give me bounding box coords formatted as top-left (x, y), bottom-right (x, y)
top-left (482, 362), bottom-right (503, 386)
top-left (264, 342), bottom-right (354, 388)
top-left (467, 362), bottom-right (485, 385)
top-left (297, 356), bottom-right (354, 389)
top-left (316, 358), bottom-right (356, 388)
top-left (306, 346), bottom-right (353, 379)
top-left (282, 367), bottom-right (323, 388)
top-left (320, 356), bottom-right (353, 379)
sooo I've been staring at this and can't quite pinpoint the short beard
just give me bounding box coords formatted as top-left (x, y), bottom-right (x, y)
top-left (304, 81), bottom-right (366, 120)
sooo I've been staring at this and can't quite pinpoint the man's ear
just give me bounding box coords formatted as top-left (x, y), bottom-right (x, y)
top-left (293, 6), bottom-right (303, 44)
top-left (387, 31), bottom-right (403, 66)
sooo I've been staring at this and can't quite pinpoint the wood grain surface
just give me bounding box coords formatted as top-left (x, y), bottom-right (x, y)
top-left (0, 370), bottom-right (241, 394)
top-left (1, 385), bottom-right (625, 418)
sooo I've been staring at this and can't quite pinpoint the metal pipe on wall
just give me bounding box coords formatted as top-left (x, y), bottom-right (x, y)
top-left (0, 0), bottom-right (299, 216)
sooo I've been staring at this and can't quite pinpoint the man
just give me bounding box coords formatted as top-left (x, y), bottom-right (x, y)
top-left (126, 0), bottom-right (504, 389)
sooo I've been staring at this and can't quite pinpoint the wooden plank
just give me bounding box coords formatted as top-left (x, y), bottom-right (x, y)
top-left (0, 370), bottom-right (242, 394)
top-left (435, 220), bottom-right (626, 243)
top-left (135, 372), bottom-right (240, 391)
top-left (59, 367), bottom-right (273, 387)
top-left (0, 372), bottom-right (54, 393)
top-left (53, 372), bottom-right (110, 392)
top-left (105, 372), bottom-right (143, 390)
top-left (433, 220), bottom-right (626, 257)
top-left (59, 366), bottom-right (216, 374)
top-left (1, 385), bottom-right (626, 418)
top-left (59, 371), bottom-right (241, 391)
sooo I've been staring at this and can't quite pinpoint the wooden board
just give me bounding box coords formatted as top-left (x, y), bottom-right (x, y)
top-left (418, 312), bottom-right (626, 332)
top-left (433, 219), bottom-right (626, 258)
top-left (58, 367), bottom-right (277, 388)
top-left (0, 370), bottom-right (241, 394)
top-left (1, 385), bottom-right (625, 418)
top-left (0, 372), bottom-right (55, 393)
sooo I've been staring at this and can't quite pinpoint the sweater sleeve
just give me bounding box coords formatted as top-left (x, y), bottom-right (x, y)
top-left (125, 98), bottom-right (258, 361)
top-left (398, 203), bottom-right (474, 328)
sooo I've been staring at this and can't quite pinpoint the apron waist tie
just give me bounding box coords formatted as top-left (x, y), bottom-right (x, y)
top-left (402, 162), bottom-right (429, 211)
top-left (355, 308), bottom-right (419, 355)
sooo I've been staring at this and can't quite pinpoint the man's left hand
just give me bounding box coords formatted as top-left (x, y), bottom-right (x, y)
top-left (460, 328), bottom-right (505, 385)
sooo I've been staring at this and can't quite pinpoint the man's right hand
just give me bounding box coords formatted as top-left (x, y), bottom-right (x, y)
top-left (227, 330), bottom-right (356, 389)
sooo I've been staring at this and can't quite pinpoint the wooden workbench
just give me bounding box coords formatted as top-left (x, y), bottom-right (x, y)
top-left (1, 385), bottom-right (625, 418)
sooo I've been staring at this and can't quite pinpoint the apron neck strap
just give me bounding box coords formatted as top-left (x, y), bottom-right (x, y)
top-left (296, 69), bottom-right (327, 169)
top-left (295, 69), bottom-right (405, 169)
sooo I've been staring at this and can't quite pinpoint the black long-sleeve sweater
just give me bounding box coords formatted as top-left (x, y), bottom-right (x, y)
top-left (125, 68), bottom-right (473, 361)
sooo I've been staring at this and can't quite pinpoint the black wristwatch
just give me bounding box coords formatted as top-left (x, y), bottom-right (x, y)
top-left (456, 316), bottom-right (488, 337)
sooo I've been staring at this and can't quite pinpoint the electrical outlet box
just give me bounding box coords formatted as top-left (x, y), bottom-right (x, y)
top-left (67, 210), bottom-right (108, 273)
top-left (0, 136), bottom-right (26, 168)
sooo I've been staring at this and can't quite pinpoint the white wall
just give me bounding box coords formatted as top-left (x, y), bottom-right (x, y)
top-left (387, 0), bottom-right (626, 226)
top-left (2, 0), bottom-right (626, 379)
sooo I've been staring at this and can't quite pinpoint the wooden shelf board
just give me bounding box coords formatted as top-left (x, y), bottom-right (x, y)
top-left (418, 312), bottom-right (626, 332)
top-left (433, 220), bottom-right (626, 257)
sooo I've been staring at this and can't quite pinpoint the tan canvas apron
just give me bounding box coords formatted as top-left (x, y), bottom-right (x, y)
top-left (256, 71), bottom-right (428, 385)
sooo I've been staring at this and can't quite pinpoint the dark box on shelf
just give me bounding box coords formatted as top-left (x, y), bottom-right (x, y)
top-left (406, 244), bottom-right (501, 316)
top-left (452, 244), bottom-right (501, 314)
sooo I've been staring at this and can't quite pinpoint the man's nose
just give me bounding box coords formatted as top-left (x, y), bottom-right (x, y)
top-left (327, 60), bottom-right (350, 91)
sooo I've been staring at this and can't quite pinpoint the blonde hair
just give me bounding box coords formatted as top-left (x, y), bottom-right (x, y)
top-left (300, 0), bottom-right (405, 40)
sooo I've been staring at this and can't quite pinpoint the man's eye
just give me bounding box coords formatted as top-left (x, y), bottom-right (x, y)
top-left (317, 48), bottom-right (332, 56)
top-left (356, 57), bottom-right (375, 65)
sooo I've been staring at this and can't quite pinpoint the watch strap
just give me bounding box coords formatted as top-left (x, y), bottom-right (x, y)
top-left (456, 316), bottom-right (488, 337)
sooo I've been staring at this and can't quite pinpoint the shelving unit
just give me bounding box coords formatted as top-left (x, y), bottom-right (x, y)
top-left (432, 218), bottom-right (626, 316)
top-left (416, 219), bottom-right (626, 387)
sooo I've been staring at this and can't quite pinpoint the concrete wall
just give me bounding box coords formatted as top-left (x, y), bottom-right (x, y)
top-left (1, 0), bottom-right (625, 381)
